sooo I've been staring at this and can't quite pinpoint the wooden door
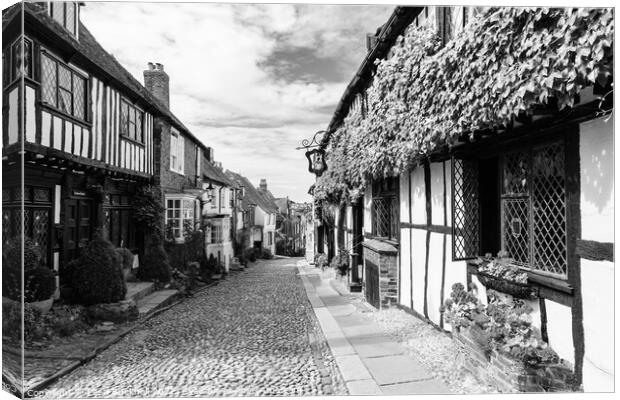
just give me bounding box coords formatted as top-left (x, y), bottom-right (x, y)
top-left (64, 198), bottom-right (93, 263)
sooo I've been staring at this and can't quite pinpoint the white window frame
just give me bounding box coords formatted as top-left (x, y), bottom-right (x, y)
top-left (170, 129), bottom-right (185, 174)
top-left (165, 195), bottom-right (196, 243)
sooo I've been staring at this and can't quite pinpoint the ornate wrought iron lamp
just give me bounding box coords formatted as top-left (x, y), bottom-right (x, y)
top-left (297, 130), bottom-right (327, 177)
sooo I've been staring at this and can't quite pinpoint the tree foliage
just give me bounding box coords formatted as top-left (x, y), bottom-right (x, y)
top-left (315, 7), bottom-right (614, 203)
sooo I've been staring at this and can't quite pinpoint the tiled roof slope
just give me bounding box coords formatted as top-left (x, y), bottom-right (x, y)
top-left (20, 2), bottom-right (206, 149)
top-left (203, 161), bottom-right (236, 188)
top-left (224, 170), bottom-right (278, 214)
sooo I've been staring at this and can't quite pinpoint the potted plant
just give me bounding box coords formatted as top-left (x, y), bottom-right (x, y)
top-left (315, 253), bottom-right (328, 270)
top-left (330, 248), bottom-right (350, 278)
top-left (476, 252), bottom-right (537, 299)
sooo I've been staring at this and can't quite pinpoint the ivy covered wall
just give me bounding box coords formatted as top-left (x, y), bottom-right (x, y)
top-left (314, 7), bottom-right (614, 203)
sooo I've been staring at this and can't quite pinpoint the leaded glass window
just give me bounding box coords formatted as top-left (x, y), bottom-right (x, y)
top-left (452, 158), bottom-right (480, 260)
top-left (42, 54), bottom-right (57, 105)
top-left (120, 100), bottom-right (144, 143)
top-left (500, 142), bottom-right (567, 277)
top-left (73, 76), bottom-right (85, 119)
top-left (58, 65), bottom-right (72, 114)
top-left (371, 177), bottom-right (399, 241)
top-left (50, 2), bottom-right (77, 37)
top-left (40, 53), bottom-right (87, 121)
top-left (9, 38), bottom-right (33, 82)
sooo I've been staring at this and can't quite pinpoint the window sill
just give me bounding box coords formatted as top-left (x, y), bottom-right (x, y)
top-left (119, 135), bottom-right (145, 147)
top-left (38, 102), bottom-right (91, 128)
top-left (466, 260), bottom-right (573, 305)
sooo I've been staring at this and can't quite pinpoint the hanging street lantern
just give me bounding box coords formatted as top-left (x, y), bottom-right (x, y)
top-left (297, 130), bottom-right (328, 177)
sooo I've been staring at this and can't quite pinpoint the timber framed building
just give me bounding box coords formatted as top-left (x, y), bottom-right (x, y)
top-left (315, 6), bottom-right (614, 392)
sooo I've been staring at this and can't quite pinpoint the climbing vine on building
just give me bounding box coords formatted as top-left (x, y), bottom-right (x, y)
top-left (315, 7), bottom-right (614, 203)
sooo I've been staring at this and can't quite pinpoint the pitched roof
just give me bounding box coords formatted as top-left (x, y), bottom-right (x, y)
top-left (203, 161), bottom-right (235, 187)
top-left (324, 6), bottom-right (423, 139)
top-left (21, 2), bottom-right (207, 150)
top-left (224, 170), bottom-right (278, 214)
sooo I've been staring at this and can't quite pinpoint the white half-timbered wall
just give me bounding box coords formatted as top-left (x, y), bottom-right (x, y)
top-left (11, 47), bottom-right (155, 175)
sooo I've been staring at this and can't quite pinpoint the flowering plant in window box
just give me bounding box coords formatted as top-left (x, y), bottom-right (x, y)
top-left (476, 252), bottom-right (538, 299)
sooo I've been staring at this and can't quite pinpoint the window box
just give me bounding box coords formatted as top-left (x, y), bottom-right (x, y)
top-left (476, 271), bottom-right (538, 300)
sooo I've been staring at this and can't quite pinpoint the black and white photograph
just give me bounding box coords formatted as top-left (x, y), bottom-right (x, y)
top-left (1, 1), bottom-right (615, 398)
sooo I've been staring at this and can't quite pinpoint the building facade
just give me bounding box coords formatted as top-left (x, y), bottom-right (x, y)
top-left (314, 6), bottom-right (613, 392)
top-left (2, 3), bottom-right (163, 286)
top-left (201, 158), bottom-right (236, 272)
top-left (225, 171), bottom-right (277, 255)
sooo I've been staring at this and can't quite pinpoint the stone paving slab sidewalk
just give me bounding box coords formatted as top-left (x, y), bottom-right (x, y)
top-left (2, 283), bottom-right (213, 396)
top-left (297, 260), bottom-right (450, 396)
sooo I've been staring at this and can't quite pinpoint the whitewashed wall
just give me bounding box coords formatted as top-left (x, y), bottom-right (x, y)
top-left (16, 47), bottom-right (154, 176)
top-left (579, 114), bottom-right (614, 392)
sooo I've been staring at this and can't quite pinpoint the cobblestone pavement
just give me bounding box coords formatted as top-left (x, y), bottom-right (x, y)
top-left (38, 258), bottom-right (346, 398)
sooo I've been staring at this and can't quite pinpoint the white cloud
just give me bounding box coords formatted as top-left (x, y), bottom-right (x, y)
top-left (81, 2), bottom-right (393, 201)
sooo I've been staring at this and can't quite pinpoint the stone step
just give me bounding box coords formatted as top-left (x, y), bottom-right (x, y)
top-left (125, 281), bottom-right (155, 303)
top-left (136, 289), bottom-right (179, 317)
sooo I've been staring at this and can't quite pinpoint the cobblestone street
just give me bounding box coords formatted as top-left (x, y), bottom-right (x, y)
top-left (38, 258), bottom-right (346, 398)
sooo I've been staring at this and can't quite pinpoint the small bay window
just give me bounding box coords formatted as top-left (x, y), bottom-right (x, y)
top-left (166, 197), bottom-right (196, 242)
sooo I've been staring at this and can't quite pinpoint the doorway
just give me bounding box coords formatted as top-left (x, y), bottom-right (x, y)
top-left (64, 198), bottom-right (94, 264)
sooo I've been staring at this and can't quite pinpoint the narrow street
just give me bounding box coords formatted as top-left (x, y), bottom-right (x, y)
top-left (40, 259), bottom-right (346, 398)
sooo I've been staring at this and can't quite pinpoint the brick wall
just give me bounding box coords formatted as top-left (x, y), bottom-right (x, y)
top-left (454, 328), bottom-right (577, 393)
top-left (363, 239), bottom-right (398, 308)
top-left (155, 119), bottom-right (199, 193)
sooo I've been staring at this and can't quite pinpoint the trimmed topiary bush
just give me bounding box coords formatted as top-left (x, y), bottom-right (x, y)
top-left (137, 234), bottom-right (172, 283)
top-left (243, 247), bottom-right (257, 263)
top-left (68, 231), bottom-right (127, 305)
top-left (259, 248), bottom-right (274, 260)
top-left (24, 267), bottom-right (56, 302)
top-left (116, 248), bottom-right (134, 271)
top-left (2, 239), bottom-right (55, 302)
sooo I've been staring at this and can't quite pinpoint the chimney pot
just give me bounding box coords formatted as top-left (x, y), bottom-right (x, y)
top-left (143, 61), bottom-right (170, 109)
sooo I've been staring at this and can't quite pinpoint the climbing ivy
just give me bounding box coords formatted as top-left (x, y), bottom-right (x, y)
top-left (315, 7), bottom-right (614, 203)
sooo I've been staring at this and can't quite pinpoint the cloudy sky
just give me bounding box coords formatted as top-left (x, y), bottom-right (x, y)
top-left (81, 2), bottom-right (394, 202)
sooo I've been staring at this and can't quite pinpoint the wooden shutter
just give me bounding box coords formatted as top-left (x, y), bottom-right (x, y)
top-left (452, 157), bottom-right (480, 260)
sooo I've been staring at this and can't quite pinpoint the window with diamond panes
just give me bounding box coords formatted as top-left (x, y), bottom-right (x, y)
top-left (50, 2), bottom-right (77, 36)
top-left (10, 38), bottom-right (33, 82)
top-left (120, 100), bottom-right (144, 143)
top-left (42, 54), bottom-right (57, 105)
top-left (2, 186), bottom-right (51, 265)
top-left (500, 142), bottom-right (567, 277)
top-left (452, 158), bottom-right (480, 260)
top-left (371, 178), bottom-right (399, 241)
top-left (41, 53), bottom-right (87, 121)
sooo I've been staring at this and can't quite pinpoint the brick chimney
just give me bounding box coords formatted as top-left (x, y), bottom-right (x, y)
top-left (143, 62), bottom-right (169, 109)
top-left (259, 179), bottom-right (267, 192)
